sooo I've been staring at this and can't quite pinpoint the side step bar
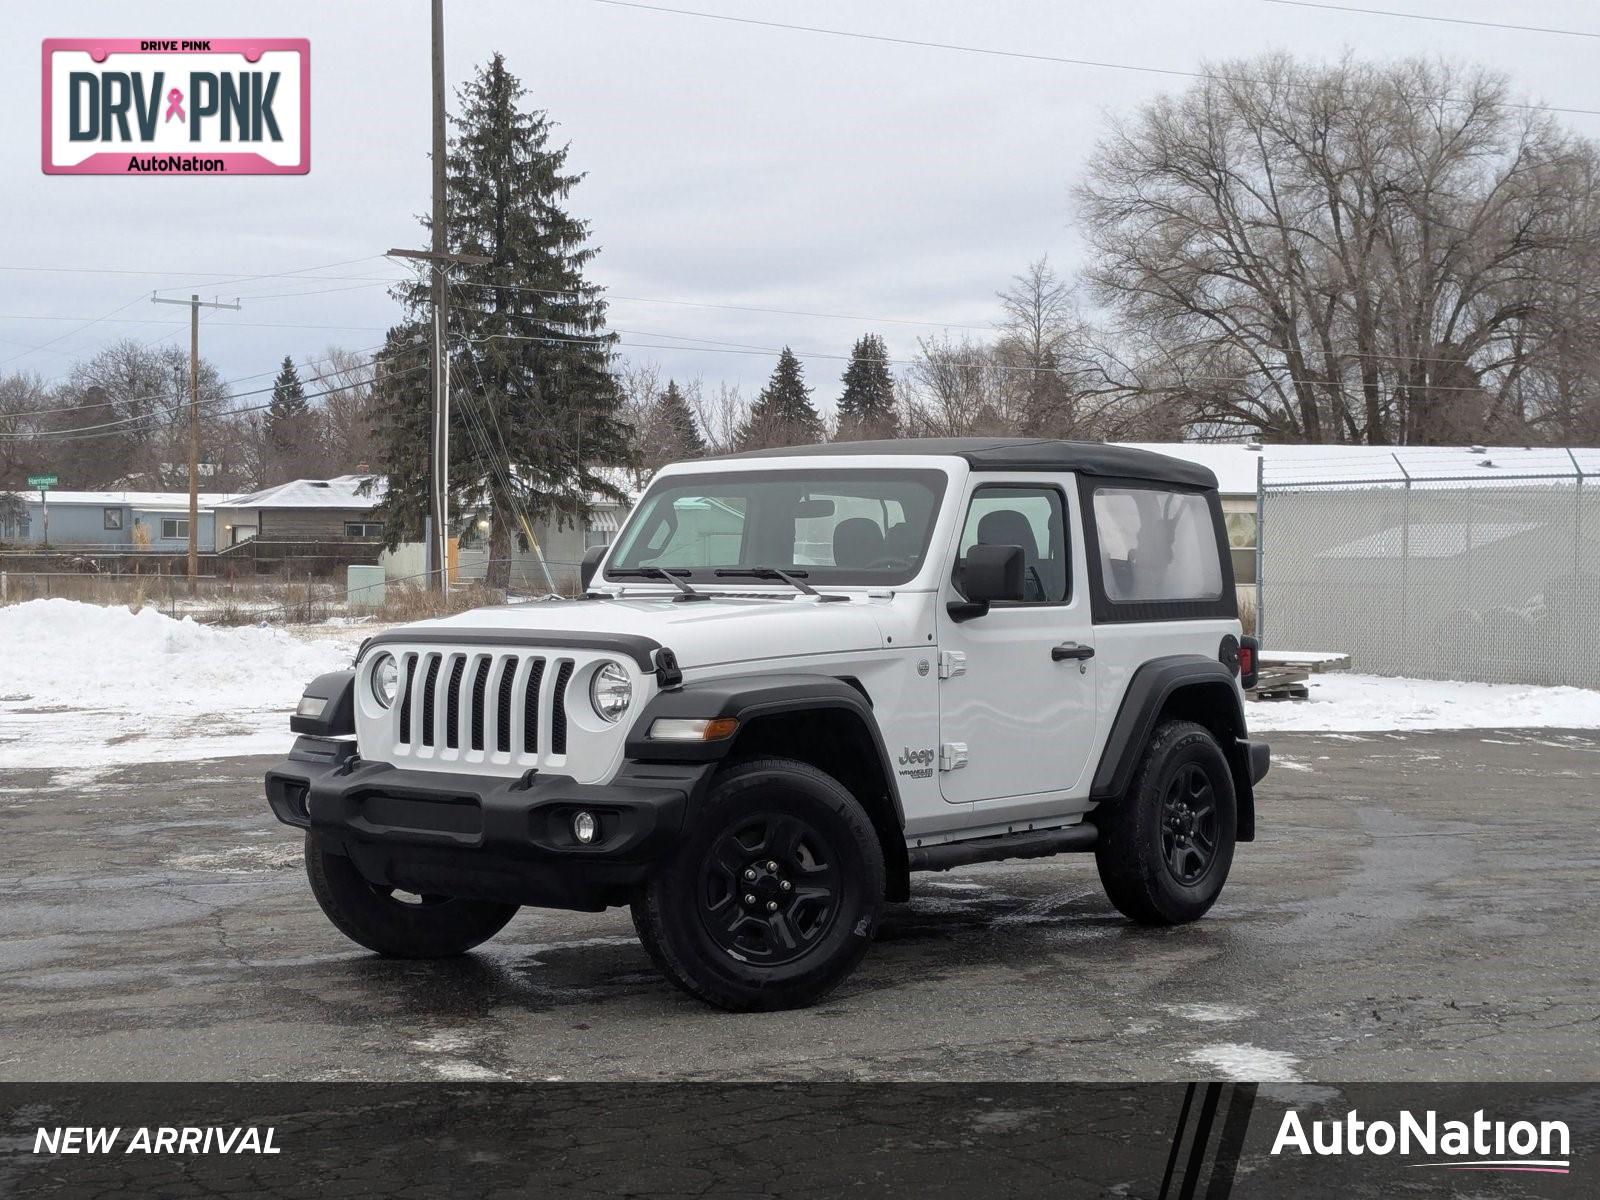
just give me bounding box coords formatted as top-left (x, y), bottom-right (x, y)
top-left (907, 823), bottom-right (1098, 873)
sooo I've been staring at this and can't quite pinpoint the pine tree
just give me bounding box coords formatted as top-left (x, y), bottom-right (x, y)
top-left (836, 333), bottom-right (899, 439)
top-left (740, 347), bottom-right (823, 449)
top-left (656, 380), bottom-right (705, 458)
top-left (265, 355), bottom-right (311, 474)
top-left (369, 54), bottom-right (632, 588)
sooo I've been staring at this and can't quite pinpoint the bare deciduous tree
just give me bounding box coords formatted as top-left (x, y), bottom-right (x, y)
top-left (994, 256), bottom-right (1088, 435)
top-left (1076, 53), bottom-right (1600, 445)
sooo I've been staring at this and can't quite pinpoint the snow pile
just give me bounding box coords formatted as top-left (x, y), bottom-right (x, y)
top-left (1249, 672), bottom-right (1600, 733)
top-left (3, 598), bottom-right (1599, 772)
top-left (0, 599), bottom-right (367, 769)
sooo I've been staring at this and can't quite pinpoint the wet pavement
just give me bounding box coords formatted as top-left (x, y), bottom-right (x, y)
top-left (1, 729), bottom-right (1597, 1082)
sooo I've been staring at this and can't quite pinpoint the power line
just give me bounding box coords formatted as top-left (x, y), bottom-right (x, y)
top-left (580, 0), bottom-right (1600, 118)
top-left (147, 255), bottom-right (394, 298)
top-left (0, 294), bottom-right (150, 370)
top-left (25, 341), bottom-right (393, 419)
top-left (0, 254), bottom-right (389, 285)
top-left (1261, 0), bottom-right (1600, 40)
top-left (0, 255), bottom-right (395, 368)
top-left (0, 312), bottom-right (390, 333)
top-left (455, 327), bottom-right (1522, 393)
top-left (447, 278), bottom-right (997, 333)
top-left (5, 365), bottom-right (425, 442)
top-left (3, 266), bottom-right (1003, 333)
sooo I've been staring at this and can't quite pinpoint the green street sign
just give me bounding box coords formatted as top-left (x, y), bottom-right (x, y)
top-left (27, 474), bottom-right (57, 490)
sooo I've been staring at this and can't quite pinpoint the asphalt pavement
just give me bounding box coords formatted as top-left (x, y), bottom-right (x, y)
top-left (2, 729), bottom-right (1596, 1082)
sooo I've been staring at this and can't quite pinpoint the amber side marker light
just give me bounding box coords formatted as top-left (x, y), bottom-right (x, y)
top-left (648, 717), bottom-right (740, 742)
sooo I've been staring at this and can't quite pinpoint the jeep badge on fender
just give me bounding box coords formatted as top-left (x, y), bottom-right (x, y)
top-left (266, 438), bottom-right (1270, 1011)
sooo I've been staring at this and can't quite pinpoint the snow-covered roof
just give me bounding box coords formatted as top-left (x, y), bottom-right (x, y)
top-left (1117, 443), bottom-right (1600, 495)
top-left (1319, 521), bottom-right (1543, 560)
top-left (12, 490), bottom-right (236, 508)
top-left (588, 466), bottom-right (641, 505)
top-left (222, 474), bottom-right (386, 510)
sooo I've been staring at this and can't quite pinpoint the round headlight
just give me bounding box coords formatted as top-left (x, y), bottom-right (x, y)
top-left (371, 653), bottom-right (399, 708)
top-left (589, 660), bottom-right (632, 723)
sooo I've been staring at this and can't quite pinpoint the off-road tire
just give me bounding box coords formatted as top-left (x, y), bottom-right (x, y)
top-left (1094, 720), bottom-right (1236, 926)
top-left (304, 836), bottom-right (519, 957)
top-left (631, 757), bottom-right (885, 1011)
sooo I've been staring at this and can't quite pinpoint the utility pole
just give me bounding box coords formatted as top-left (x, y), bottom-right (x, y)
top-left (152, 292), bottom-right (240, 592)
top-left (390, 0), bottom-right (488, 593)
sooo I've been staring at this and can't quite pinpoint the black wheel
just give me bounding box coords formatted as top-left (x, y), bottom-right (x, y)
top-left (304, 836), bottom-right (519, 958)
top-left (1093, 720), bottom-right (1236, 925)
top-left (631, 757), bottom-right (885, 1011)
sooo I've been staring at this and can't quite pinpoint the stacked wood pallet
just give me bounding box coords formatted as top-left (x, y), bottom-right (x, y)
top-left (1247, 651), bottom-right (1351, 702)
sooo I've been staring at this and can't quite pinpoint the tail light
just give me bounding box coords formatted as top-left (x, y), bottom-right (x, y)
top-left (1239, 636), bottom-right (1259, 690)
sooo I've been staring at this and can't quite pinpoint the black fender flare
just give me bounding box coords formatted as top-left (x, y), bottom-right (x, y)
top-left (290, 670), bottom-right (355, 737)
top-left (625, 672), bottom-right (906, 830)
top-left (1090, 655), bottom-right (1257, 841)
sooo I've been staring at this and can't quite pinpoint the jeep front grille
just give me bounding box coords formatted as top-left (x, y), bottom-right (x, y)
top-left (392, 650), bottom-right (577, 762)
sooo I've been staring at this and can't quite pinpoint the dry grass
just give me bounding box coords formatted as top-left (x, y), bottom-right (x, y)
top-left (1238, 591), bottom-right (1257, 637)
top-left (1, 572), bottom-right (343, 625)
top-left (0, 565), bottom-right (534, 627)
top-left (374, 582), bottom-right (508, 622)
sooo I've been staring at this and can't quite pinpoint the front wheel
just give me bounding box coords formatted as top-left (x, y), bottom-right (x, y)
top-left (632, 757), bottom-right (886, 1011)
top-left (304, 837), bottom-right (519, 957)
top-left (1093, 720), bottom-right (1237, 925)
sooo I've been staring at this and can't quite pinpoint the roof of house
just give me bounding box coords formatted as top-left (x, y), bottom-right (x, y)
top-left (221, 474), bottom-right (386, 510)
top-left (1118, 443), bottom-right (1600, 495)
top-left (723, 438), bottom-right (1219, 489)
top-left (16, 490), bottom-right (235, 508)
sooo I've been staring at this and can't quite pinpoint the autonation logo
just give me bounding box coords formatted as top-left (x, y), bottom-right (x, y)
top-left (42, 38), bottom-right (309, 175)
top-left (1272, 1108), bottom-right (1571, 1175)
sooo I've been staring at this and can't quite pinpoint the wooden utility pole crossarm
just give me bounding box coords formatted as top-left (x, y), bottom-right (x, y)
top-left (151, 292), bottom-right (241, 591)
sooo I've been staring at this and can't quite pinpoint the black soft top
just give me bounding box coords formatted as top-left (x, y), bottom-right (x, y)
top-left (721, 438), bottom-right (1217, 490)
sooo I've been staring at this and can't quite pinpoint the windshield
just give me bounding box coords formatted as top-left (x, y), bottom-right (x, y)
top-left (605, 468), bottom-right (949, 587)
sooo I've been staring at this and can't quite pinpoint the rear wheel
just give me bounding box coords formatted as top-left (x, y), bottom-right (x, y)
top-left (1094, 720), bottom-right (1236, 925)
top-left (632, 757), bottom-right (885, 1011)
top-left (304, 836), bottom-right (519, 957)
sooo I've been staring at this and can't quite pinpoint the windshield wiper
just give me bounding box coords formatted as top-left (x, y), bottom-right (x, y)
top-left (714, 567), bottom-right (848, 602)
top-left (607, 567), bottom-right (708, 602)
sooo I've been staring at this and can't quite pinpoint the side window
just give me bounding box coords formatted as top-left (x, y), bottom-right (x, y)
top-left (1093, 487), bottom-right (1223, 603)
top-left (1225, 511), bottom-right (1257, 586)
top-left (955, 486), bottom-right (1069, 603)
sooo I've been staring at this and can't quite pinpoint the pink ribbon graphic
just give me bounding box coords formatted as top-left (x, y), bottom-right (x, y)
top-left (164, 88), bottom-right (185, 123)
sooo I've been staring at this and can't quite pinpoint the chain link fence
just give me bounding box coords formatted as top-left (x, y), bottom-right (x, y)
top-left (1259, 464), bottom-right (1599, 687)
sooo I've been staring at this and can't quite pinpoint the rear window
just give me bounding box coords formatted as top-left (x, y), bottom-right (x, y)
top-left (1092, 487), bottom-right (1223, 603)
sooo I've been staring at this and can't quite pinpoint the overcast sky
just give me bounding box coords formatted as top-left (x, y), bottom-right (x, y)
top-left (7, 0), bottom-right (1600, 413)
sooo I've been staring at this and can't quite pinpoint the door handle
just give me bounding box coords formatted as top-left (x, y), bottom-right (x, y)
top-left (1052, 642), bottom-right (1095, 662)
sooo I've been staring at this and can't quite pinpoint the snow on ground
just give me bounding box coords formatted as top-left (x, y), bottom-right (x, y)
top-left (1186, 1043), bottom-right (1302, 1082)
top-left (1247, 672), bottom-right (1600, 733)
top-left (0, 599), bottom-right (370, 770)
top-left (3, 599), bottom-right (1599, 771)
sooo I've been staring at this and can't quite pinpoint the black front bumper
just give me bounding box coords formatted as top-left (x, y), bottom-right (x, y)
top-left (266, 736), bottom-right (714, 911)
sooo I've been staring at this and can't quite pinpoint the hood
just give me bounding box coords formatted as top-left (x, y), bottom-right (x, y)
top-left (394, 594), bottom-right (895, 672)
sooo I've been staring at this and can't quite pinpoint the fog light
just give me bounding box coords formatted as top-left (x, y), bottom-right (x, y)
top-left (572, 811), bottom-right (598, 844)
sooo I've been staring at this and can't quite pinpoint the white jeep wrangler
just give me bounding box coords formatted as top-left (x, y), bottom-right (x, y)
top-left (268, 438), bottom-right (1268, 1010)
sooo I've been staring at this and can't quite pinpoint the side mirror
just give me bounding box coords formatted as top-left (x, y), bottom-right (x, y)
top-left (580, 544), bottom-right (607, 591)
top-left (948, 543), bottom-right (1025, 622)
